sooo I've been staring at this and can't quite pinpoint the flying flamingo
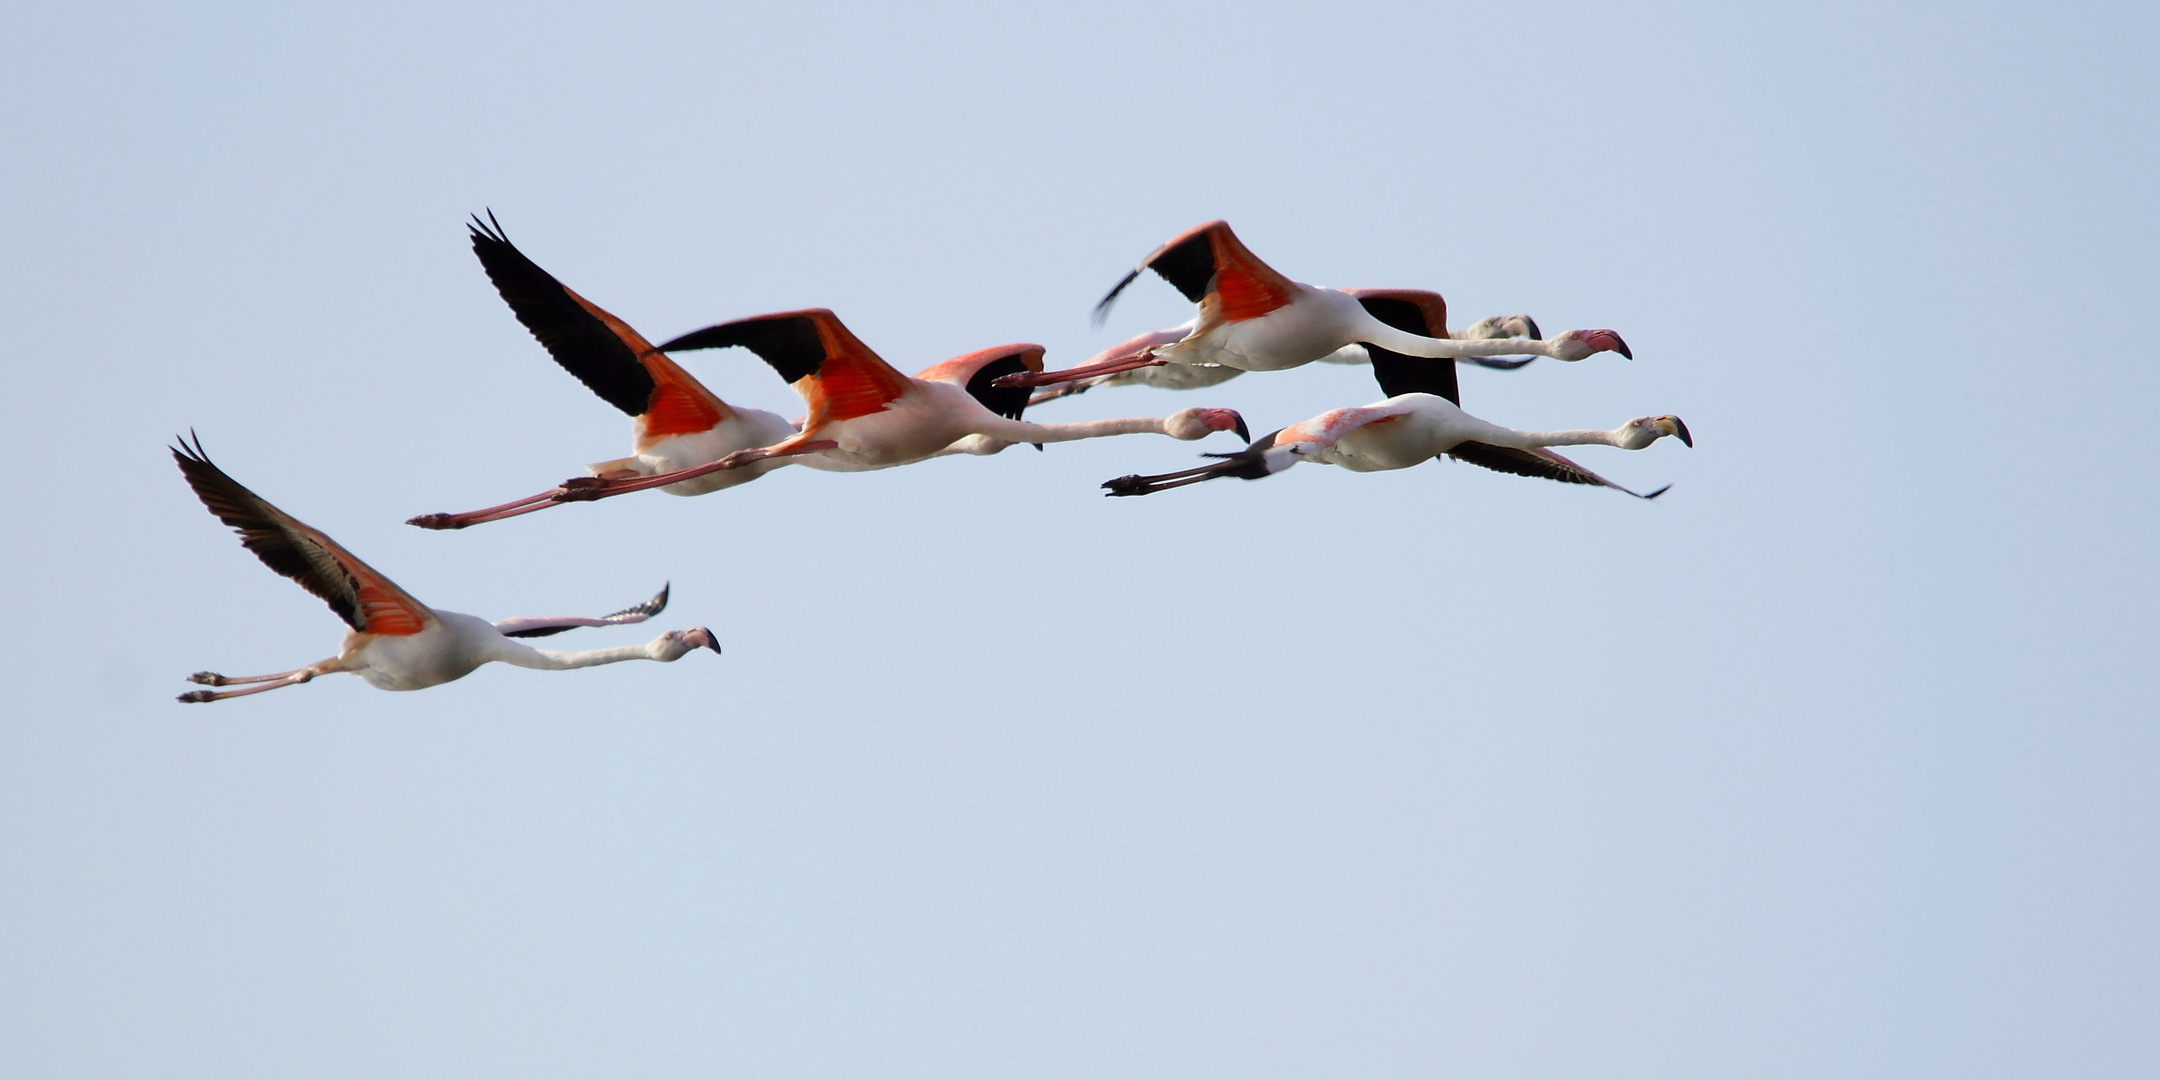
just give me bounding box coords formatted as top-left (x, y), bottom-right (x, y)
top-left (411, 309), bottom-right (1249, 524)
top-left (994, 220), bottom-right (1631, 391)
top-left (1099, 377), bottom-right (1691, 498)
top-left (405, 214), bottom-right (808, 530)
top-left (1023, 291), bottom-right (1542, 406)
top-left (172, 435), bottom-right (718, 703)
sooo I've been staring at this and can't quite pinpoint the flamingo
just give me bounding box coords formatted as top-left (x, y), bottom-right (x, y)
top-left (994, 220), bottom-right (1631, 391)
top-left (172, 435), bottom-right (718, 703)
top-left (411, 309), bottom-right (1250, 521)
top-left (1099, 382), bottom-right (1691, 498)
top-left (404, 213), bottom-right (806, 530)
top-left (1023, 292), bottom-right (1542, 406)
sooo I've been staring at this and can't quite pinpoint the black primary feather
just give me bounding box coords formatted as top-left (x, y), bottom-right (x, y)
top-left (502, 583), bottom-right (672, 638)
top-left (1092, 227), bottom-right (1218, 325)
top-left (1091, 268), bottom-right (1141, 326)
top-left (657, 313), bottom-right (827, 385)
top-left (1357, 295), bottom-right (1460, 405)
top-left (1445, 441), bottom-right (1670, 498)
top-left (468, 212), bottom-right (657, 418)
top-left (171, 432), bottom-right (367, 631)
top-left (963, 352), bottom-right (1036, 421)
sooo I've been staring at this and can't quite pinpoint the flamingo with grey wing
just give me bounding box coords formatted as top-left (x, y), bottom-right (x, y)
top-left (173, 435), bottom-right (717, 703)
top-left (1101, 390), bottom-right (1691, 499)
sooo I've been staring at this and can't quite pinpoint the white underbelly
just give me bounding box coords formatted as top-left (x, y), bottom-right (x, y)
top-left (1179, 310), bottom-right (1346, 372)
top-left (353, 623), bottom-right (484, 691)
top-left (817, 397), bottom-right (974, 468)
top-left (633, 411), bottom-right (798, 495)
top-left (1320, 431), bottom-right (1435, 473)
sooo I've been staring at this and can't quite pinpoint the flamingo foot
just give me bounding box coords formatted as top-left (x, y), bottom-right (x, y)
top-left (551, 476), bottom-right (615, 502)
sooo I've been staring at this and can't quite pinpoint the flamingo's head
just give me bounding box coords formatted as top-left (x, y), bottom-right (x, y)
top-left (1166, 407), bottom-right (1250, 442)
top-left (656, 627), bottom-right (723, 660)
top-left (1551, 328), bottom-right (1633, 361)
top-left (1617, 415), bottom-right (1691, 450)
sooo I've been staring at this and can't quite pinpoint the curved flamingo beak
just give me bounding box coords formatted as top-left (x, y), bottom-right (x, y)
top-left (1198, 408), bottom-right (1250, 441)
top-left (1582, 329), bottom-right (1632, 359)
top-left (687, 627), bottom-right (721, 655)
top-left (1656, 416), bottom-right (1692, 447)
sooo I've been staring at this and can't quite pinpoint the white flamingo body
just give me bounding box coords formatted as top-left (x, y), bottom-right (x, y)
top-left (340, 612), bottom-right (706, 691)
top-left (1102, 394), bottom-right (1690, 499)
top-left (1164, 286), bottom-right (1363, 372)
top-left (172, 436), bottom-right (719, 703)
top-left (593, 406), bottom-right (802, 494)
top-left (998, 221), bottom-right (1629, 391)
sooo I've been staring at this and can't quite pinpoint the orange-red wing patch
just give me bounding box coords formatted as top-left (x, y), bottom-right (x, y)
top-left (354, 577), bottom-right (429, 636)
top-left (1277, 405), bottom-right (1404, 450)
top-left (633, 349), bottom-right (728, 447)
top-left (802, 354), bottom-right (911, 422)
top-left (1345, 288), bottom-right (1449, 336)
top-left (1207, 224), bottom-right (1297, 322)
top-left (561, 289), bottom-right (731, 444)
top-left (914, 344), bottom-right (1045, 384)
top-left (800, 314), bottom-right (912, 426)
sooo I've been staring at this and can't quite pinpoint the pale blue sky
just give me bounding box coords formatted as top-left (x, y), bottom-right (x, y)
top-left (3, 2), bottom-right (2155, 1076)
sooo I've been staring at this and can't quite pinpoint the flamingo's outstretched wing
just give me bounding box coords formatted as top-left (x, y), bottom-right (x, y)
top-left (656, 309), bottom-right (913, 432)
top-left (468, 212), bottom-right (727, 439)
top-left (173, 434), bottom-right (433, 635)
top-left (1444, 442), bottom-right (1670, 499)
top-left (1094, 220), bottom-right (1297, 325)
top-left (915, 344), bottom-right (1045, 421)
top-left (1347, 289), bottom-right (1463, 405)
top-left (494, 583), bottom-right (672, 638)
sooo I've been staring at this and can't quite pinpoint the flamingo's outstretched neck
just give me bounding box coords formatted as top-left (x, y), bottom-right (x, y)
top-left (1354, 311), bottom-right (1630, 363)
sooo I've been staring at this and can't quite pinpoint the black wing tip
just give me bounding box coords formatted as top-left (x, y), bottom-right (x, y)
top-left (1640, 483), bottom-right (1673, 500)
top-left (627, 582), bottom-right (670, 618)
top-left (170, 428), bottom-right (209, 464)
top-left (1091, 268), bottom-right (1142, 327)
top-left (467, 208), bottom-right (510, 245)
top-left (1463, 355), bottom-right (1538, 371)
top-left (653, 326), bottom-right (715, 352)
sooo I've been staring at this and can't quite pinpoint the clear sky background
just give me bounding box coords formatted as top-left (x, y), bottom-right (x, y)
top-left (3, 1), bottom-right (2155, 1076)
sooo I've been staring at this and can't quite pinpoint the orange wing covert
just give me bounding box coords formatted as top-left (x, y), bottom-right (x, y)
top-left (800, 312), bottom-right (913, 426)
top-left (1201, 223), bottom-right (1297, 322)
top-left (557, 288), bottom-right (728, 444)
